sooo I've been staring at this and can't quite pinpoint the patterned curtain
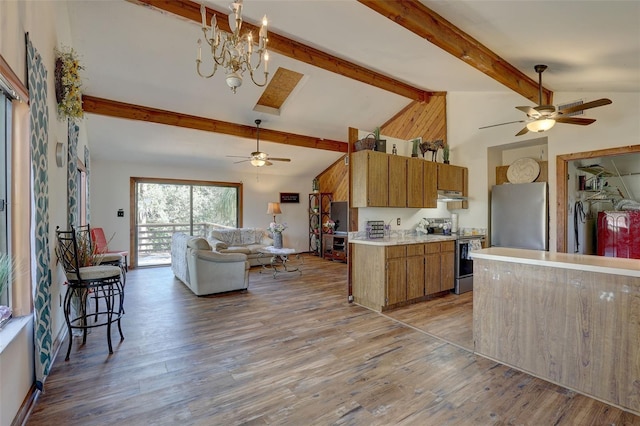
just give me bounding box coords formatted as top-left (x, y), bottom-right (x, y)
top-left (84, 145), bottom-right (90, 223)
top-left (67, 121), bottom-right (79, 228)
top-left (27, 35), bottom-right (53, 390)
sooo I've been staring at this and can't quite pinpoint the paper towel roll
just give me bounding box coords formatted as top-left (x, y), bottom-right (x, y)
top-left (451, 213), bottom-right (458, 233)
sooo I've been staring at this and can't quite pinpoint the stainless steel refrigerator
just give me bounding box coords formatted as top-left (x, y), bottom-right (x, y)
top-left (490, 182), bottom-right (549, 250)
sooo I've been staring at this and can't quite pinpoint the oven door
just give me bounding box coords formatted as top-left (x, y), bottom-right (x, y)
top-left (456, 240), bottom-right (473, 278)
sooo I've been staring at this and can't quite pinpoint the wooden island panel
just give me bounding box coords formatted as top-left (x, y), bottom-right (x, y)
top-left (473, 257), bottom-right (640, 415)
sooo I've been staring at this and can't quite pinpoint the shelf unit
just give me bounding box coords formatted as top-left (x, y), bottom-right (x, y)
top-left (309, 192), bottom-right (332, 256)
top-left (322, 233), bottom-right (348, 263)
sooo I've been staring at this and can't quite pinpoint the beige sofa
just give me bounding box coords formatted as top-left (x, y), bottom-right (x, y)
top-left (171, 233), bottom-right (249, 296)
top-left (206, 227), bottom-right (273, 267)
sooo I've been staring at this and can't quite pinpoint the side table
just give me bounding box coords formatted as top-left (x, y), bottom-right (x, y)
top-left (258, 246), bottom-right (303, 278)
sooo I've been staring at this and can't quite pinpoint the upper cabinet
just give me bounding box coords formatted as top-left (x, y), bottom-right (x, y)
top-left (352, 150), bottom-right (460, 208)
top-left (437, 163), bottom-right (468, 209)
top-left (352, 150), bottom-right (388, 207)
top-left (437, 163), bottom-right (465, 192)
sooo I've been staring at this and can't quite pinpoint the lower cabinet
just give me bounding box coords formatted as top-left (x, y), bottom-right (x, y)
top-left (351, 241), bottom-right (455, 312)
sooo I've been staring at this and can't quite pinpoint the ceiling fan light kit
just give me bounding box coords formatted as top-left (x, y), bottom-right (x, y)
top-left (196, 1), bottom-right (270, 93)
top-left (480, 64), bottom-right (612, 136)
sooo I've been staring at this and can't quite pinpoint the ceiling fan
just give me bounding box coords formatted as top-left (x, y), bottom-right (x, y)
top-left (480, 64), bottom-right (612, 136)
top-left (227, 119), bottom-right (291, 167)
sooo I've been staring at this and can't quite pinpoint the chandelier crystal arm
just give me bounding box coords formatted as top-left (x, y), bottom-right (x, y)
top-left (195, 1), bottom-right (270, 93)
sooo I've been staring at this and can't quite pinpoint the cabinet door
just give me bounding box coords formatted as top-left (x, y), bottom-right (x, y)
top-left (388, 155), bottom-right (407, 207)
top-left (425, 253), bottom-right (441, 295)
top-left (437, 163), bottom-right (465, 192)
top-left (406, 255), bottom-right (425, 299)
top-left (440, 250), bottom-right (455, 291)
top-left (407, 158), bottom-right (423, 208)
top-left (386, 258), bottom-right (406, 305)
top-left (423, 161), bottom-right (438, 208)
top-left (368, 151), bottom-right (389, 206)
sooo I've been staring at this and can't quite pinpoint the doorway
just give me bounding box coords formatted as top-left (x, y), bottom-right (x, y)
top-left (556, 144), bottom-right (640, 252)
top-left (130, 177), bottom-right (242, 267)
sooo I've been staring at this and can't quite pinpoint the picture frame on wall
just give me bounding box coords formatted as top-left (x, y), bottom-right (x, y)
top-left (280, 192), bottom-right (300, 203)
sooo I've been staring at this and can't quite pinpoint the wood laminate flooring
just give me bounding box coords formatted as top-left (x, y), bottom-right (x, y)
top-left (26, 255), bottom-right (639, 425)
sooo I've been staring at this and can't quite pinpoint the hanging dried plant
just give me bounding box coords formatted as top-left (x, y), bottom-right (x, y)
top-left (54, 46), bottom-right (84, 121)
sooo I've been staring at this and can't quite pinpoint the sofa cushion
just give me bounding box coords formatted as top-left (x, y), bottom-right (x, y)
top-left (219, 246), bottom-right (252, 255)
top-left (211, 229), bottom-right (241, 246)
top-left (187, 237), bottom-right (211, 250)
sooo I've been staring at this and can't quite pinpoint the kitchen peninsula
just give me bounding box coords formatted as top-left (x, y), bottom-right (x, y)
top-left (350, 234), bottom-right (456, 312)
top-left (472, 247), bottom-right (640, 415)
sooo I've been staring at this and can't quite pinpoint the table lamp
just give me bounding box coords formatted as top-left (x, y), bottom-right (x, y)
top-left (267, 202), bottom-right (282, 222)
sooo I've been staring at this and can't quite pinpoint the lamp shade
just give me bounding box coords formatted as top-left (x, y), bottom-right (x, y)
top-left (526, 118), bottom-right (556, 133)
top-left (267, 202), bottom-right (282, 222)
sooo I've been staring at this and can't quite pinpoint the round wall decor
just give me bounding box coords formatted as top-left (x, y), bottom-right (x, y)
top-left (507, 157), bottom-right (540, 183)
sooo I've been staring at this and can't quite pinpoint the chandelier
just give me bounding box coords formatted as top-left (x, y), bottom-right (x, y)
top-left (196, 1), bottom-right (270, 93)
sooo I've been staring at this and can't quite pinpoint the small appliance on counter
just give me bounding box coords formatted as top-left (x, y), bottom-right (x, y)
top-left (424, 217), bottom-right (452, 234)
top-left (366, 221), bottom-right (385, 239)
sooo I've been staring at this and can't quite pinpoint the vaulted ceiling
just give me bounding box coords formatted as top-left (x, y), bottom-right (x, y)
top-left (66, 0), bottom-right (640, 177)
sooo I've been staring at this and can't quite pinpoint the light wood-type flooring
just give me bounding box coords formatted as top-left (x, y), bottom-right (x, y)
top-left (26, 255), bottom-right (639, 425)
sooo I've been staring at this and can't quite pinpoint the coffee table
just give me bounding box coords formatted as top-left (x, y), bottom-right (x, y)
top-left (257, 247), bottom-right (303, 278)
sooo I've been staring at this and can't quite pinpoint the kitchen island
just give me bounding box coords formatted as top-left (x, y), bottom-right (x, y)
top-left (350, 235), bottom-right (456, 312)
top-left (472, 247), bottom-right (640, 415)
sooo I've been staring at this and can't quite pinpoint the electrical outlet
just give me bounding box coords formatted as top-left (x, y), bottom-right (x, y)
top-left (397, 218), bottom-right (401, 226)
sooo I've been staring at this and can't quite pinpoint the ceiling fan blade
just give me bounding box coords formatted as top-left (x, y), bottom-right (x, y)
top-left (264, 160), bottom-right (273, 166)
top-left (227, 155), bottom-right (250, 159)
top-left (515, 126), bottom-right (530, 136)
top-left (557, 98), bottom-right (612, 115)
top-left (479, 120), bottom-right (525, 130)
top-left (267, 158), bottom-right (291, 162)
top-left (233, 159), bottom-right (250, 164)
top-left (555, 117), bottom-right (596, 126)
top-left (516, 106), bottom-right (538, 116)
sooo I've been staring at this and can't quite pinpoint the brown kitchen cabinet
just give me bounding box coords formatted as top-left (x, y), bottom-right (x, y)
top-left (424, 241), bottom-right (455, 295)
top-left (351, 240), bottom-right (455, 312)
top-left (388, 154), bottom-right (407, 207)
top-left (407, 158), bottom-right (437, 208)
top-left (437, 163), bottom-right (468, 209)
top-left (352, 151), bottom-right (440, 208)
top-left (351, 150), bottom-right (388, 207)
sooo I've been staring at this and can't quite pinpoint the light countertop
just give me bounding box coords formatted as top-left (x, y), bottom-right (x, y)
top-left (349, 234), bottom-right (457, 246)
top-left (472, 247), bottom-right (640, 278)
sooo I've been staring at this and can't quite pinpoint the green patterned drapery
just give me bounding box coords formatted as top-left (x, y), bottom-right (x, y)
top-left (67, 121), bottom-right (79, 228)
top-left (27, 34), bottom-right (53, 390)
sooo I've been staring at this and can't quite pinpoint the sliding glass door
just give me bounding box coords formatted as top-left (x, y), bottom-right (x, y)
top-left (133, 178), bottom-right (241, 267)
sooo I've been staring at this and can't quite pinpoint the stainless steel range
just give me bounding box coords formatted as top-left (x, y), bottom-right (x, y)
top-left (454, 234), bottom-right (485, 294)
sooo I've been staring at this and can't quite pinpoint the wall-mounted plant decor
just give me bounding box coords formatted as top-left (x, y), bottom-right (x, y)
top-left (54, 46), bottom-right (84, 121)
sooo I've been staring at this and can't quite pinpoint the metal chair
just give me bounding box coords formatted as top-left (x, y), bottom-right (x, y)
top-left (56, 226), bottom-right (125, 360)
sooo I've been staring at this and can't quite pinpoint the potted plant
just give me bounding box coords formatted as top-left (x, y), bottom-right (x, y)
top-left (0, 254), bottom-right (14, 328)
top-left (410, 137), bottom-right (422, 157)
top-left (442, 145), bottom-right (450, 164)
top-left (373, 126), bottom-right (386, 152)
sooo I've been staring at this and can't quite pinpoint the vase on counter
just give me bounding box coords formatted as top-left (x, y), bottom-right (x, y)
top-left (273, 232), bottom-right (283, 249)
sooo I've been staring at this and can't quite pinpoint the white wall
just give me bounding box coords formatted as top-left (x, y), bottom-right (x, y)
top-left (90, 160), bottom-right (317, 258)
top-left (1, 1), bottom-right (81, 423)
top-left (447, 91), bottom-right (640, 252)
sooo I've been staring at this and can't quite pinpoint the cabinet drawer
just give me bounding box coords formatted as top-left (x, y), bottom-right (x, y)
top-left (441, 240), bottom-right (455, 252)
top-left (406, 244), bottom-right (425, 256)
top-left (386, 245), bottom-right (406, 259)
top-left (425, 242), bottom-right (441, 254)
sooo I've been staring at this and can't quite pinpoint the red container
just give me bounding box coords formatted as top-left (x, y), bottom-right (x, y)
top-left (597, 211), bottom-right (640, 259)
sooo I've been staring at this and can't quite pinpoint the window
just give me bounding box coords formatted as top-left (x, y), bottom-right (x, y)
top-left (131, 177), bottom-right (242, 267)
top-left (0, 90), bottom-right (10, 307)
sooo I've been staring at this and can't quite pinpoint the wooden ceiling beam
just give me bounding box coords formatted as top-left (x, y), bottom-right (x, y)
top-left (358, 0), bottom-right (553, 105)
top-left (127, 0), bottom-right (442, 102)
top-left (82, 95), bottom-right (348, 153)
